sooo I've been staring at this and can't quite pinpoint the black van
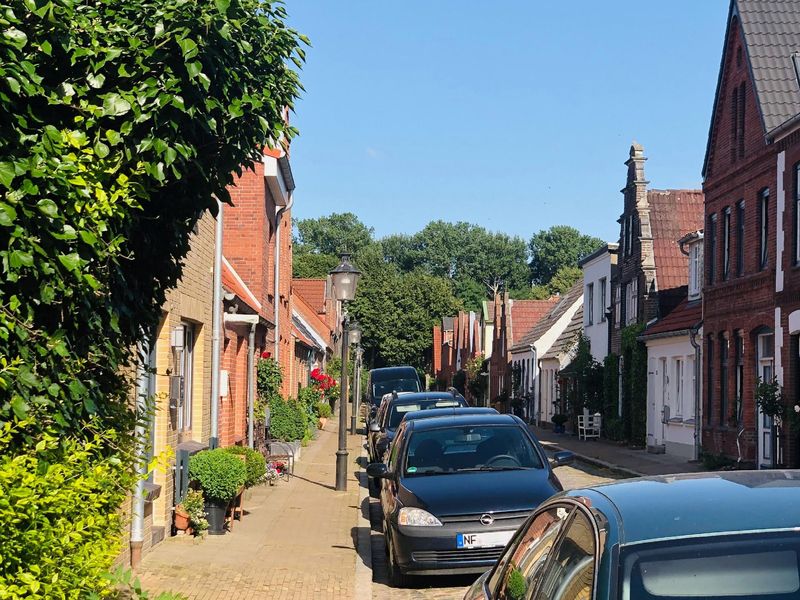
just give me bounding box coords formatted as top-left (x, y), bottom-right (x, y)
top-left (367, 366), bottom-right (421, 414)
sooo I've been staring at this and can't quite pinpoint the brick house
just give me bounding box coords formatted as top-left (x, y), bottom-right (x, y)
top-left (610, 143), bottom-right (704, 352)
top-left (702, 0), bottom-right (800, 468)
top-left (291, 286), bottom-right (334, 396)
top-left (488, 295), bottom-right (558, 410)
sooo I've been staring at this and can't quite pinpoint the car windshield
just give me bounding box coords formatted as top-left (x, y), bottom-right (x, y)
top-left (620, 532), bottom-right (800, 599)
top-left (403, 425), bottom-right (542, 475)
top-left (387, 398), bottom-right (464, 429)
top-left (372, 378), bottom-right (419, 399)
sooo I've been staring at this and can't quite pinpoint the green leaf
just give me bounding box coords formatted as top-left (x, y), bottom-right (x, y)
top-left (57, 253), bottom-right (82, 271)
top-left (6, 77), bottom-right (20, 94)
top-left (87, 73), bottom-right (105, 89)
top-left (4, 28), bottom-right (28, 50)
top-left (186, 61), bottom-right (203, 78)
top-left (0, 162), bottom-right (15, 187)
top-left (102, 93), bottom-right (131, 117)
top-left (79, 230), bottom-right (97, 245)
top-left (10, 397), bottom-right (28, 419)
top-left (215, 0), bottom-right (230, 13)
top-left (10, 250), bottom-right (34, 268)
top-left (177, 38), bottom-right (198, 59)
top-left (47, 384), bottom-right (60, 397)
top-left (83, 274), bottom-right (101, 290)
top-left (40, 40), bottom-right (52, 56)
top-left (36, 199), bottom-right (58, 219)
top-left (0, 202), bottom-right (16, 226)
top-left (94, 141), bottom-right (110, 158)
top-left (105, 130), bottom-right (121, 145)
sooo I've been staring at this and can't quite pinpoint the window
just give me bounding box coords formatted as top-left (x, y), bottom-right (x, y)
top-left (586, 283), bottom-right (594, 325)
top-left (736, 200), bottom-right (745, 276)
top-left (675, 358), bottom-right (684, 418)
top-left (533, 510), bottom-right (597, 600)
top-left (720, 334), bottom-right (728, 426)
top-left (490, 505), bottom-right (573, 599)
top-left (689, 243), bottom-right (703, 300)
top-left (760, 189), bottom-right (769, 270)
top-left (723, 207), bottom-right (731, 279)
top-left (178, 322), bottom-right (195, 432)
top-left (731, 83), bottom-right (746, 162)
top-left (735, 332), bottom-right (744, 426)
top-left (599, 278), bottom-right (607, 322)
top-left (625, 278), bottom-right (638, 325)
top-left (706, 337), bottom-right (714, 425)
top-left (795, 164), bottom-right (800, 265)
top-left (707, 214), bottom-right (717, 285)
top-left (627, 215), bottom-right (634, 256)
top-left (614, 285), bottom-right (621, 330)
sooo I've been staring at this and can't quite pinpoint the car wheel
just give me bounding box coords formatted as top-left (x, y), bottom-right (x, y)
top-left (386, 529), bottom-right (408, 588)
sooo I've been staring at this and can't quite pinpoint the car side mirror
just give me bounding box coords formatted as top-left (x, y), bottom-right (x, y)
top-left (369, 421), bottom-right (381, 433)
top-left (366, 463), bottom-right (393, 480)
top-left (550, 451), bottom-right (574, 468)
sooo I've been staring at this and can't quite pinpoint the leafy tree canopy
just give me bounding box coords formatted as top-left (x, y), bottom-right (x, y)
top-left (294, 212), bottom-right (374, 257)
top-left (529, 225), bottom-right (604, 285)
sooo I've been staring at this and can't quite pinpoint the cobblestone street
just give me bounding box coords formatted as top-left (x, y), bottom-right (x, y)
top-left (368, 457), bottom-right (622, 599)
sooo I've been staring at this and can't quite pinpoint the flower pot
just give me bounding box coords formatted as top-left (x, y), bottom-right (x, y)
top-left (318, 417), bottom-right (327, 430)
top-left (174, 508), bottom-right (190, 531)
top-left (205, 499), bottom-right (229, 535)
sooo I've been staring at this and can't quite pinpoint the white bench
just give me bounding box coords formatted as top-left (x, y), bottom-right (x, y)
top-left (577, 413), bottom-right (602, 440)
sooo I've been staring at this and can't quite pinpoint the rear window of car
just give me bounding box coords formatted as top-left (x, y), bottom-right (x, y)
top-left (372, 378), bottom-right (419, 400)
top-left (403, 425), bottom-right (542, 475)
top-left (387, 398), bottom-right (465, 429)
top-left (620, 532), bottom-right (800, 599)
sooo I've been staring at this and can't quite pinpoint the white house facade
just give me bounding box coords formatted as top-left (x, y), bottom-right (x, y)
top-left (579, 243), bottom-right (618, 363)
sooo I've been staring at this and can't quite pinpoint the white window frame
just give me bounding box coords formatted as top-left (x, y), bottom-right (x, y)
top-left (614, 284), bottom-right (621, 329)
top-left (599, 278), bottom-right (607, 322)
top-left (586, 283), bottom-right (594, 326)
top-left (674, 358), bottom-right (684, 418)
top-left (688, 243), bottom-right (702, 300)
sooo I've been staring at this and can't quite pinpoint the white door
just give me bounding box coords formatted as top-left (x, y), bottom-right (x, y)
top-left (646, 357), bottom-right (658, 448)
top-left (757, 334), bottom-right (774, 469)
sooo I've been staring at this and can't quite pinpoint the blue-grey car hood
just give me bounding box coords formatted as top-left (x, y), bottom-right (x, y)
top-left (398, 469), bottom-right (559, 517)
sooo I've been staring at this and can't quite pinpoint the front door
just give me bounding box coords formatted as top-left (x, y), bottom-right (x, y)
top-left (757, 333), bottom-right (774, 469)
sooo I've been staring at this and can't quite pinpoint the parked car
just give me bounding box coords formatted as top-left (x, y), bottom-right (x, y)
top-left (367, 413), bottom-right (573, 586)
top-left (367, 366), bottom-right (421, 417)
top-left (368, 391), bottom-right (469, 463)
top-left (465, 470), bottom-right (800, 600)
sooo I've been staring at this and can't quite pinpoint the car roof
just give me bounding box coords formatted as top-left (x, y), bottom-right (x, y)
top-left (565, 470), bottom-right (800, 545)
top-left (387, 391), bottom-right (464, 404)
top-left (405, 413), bottom-right (521, 431)
top-left (369, 366), bottom-right (417, 381)
top-left (402, 407), bottom-right (497, 422)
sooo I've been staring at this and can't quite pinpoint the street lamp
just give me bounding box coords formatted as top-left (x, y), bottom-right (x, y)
top-left (330, 253), bottom-right (361, 491)
top-left (349, 321), bottom-right (362, 434)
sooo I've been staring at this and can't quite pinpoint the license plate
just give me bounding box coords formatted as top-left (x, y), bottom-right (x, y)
top-left (456, 530), bottom-right (514, 549)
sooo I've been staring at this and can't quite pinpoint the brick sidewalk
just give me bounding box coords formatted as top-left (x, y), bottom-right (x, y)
top-left (530, 425), bottom-right (703, 477)
top-left (136, 422), bottom-right (362, 599)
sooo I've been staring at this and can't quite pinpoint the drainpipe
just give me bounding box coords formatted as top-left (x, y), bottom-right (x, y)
top-left (210, 199), bottom-right (224, 449)
top-left (130, 348), bottom-right (149, 567)
top-left (689, 321), bottom-right (702, 462)
top-left (273, 191), bottom-right (294, 360)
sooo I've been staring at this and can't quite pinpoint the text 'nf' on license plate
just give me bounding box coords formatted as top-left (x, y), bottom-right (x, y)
top-left (457, 531), bottom-right (514, 549)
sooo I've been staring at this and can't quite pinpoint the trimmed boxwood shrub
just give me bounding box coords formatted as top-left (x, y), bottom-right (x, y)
top-left (269, 397), bottom-right (307, 441)
top-left (222, 446), bottom-right (266, 488)
top-left (188, 449), bottom-right (246, 503)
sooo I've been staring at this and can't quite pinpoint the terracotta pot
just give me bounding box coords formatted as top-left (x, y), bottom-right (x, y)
top-left (318, 417), bottom-right (328, 429)
top-left (174, 508), bottom-right (190, 531)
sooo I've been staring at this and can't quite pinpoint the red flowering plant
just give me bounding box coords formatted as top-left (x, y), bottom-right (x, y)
top-left (310, 368), bottom-right (337, 398)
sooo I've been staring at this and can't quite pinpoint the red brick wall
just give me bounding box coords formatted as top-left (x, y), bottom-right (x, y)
top-left (702, 15), bottom-right (775, 464)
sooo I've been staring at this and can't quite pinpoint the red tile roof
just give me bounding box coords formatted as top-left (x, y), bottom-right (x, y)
top-left (648, 190), bottom-right (704, 292)
top-left (510, 298), bottom-right (559, 346)
top-left (293, 278), bottom-right (327, 314)
top-left (643, 298), bottom-right (702, 337)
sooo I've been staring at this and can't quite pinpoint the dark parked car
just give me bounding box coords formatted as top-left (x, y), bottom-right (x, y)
top-left (367, 413), bottom-right (573, 586)
top-left (368, 391), bottom-right (470, 463)
top-left (465, 470), bottom-right (800, 600)
top-left (367, 366), bottom-right (421, 416)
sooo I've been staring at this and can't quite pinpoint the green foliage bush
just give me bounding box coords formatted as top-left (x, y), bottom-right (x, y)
top-left (256, 358), bottom-right (284, 422)
top-left (222, 446), bottom-right (266, 488)
top-left (0, 423), bottom-right (132, 599)
top-left (621, 325), bottom-right (647, 446)
top-left (188, 449), bottom-right (246, 503)
top-left (268, 397), bottom-right (307, 441)
top-left (315, 401), bottom-right (332, 419)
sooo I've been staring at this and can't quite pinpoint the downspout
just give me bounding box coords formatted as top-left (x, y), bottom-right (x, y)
top-left (210, 199), bottom-right (224, 449)
top-left (273, 191), bottom-right (295, 360)
top-left (689, 321), bottom-right (703, 462)
top-left (130, 348), bottom-right (149, 567)
top-left (247, 322), bottom-right (256, 448)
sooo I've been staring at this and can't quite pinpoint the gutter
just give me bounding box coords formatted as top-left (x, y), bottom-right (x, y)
top-left (689, 320), bottom-right (702, 462)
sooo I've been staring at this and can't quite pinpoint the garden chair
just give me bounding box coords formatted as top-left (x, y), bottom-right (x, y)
top-left (577, 412), bottom-right (601, 440)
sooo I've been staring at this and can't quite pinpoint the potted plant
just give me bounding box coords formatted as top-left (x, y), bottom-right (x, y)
top-left (552, 413), bottom-right (568, 434)
top-left (315, 401), bottom-right (331, 429)
top-left (188, 449), bottom-right (246, 535)
top-left (181, 489), bottom-right (208, 536)
top-left (223, 446), bottom-right (267, 490)
top-left (174, 503), bottom-right (191, 532)
top-left (265, 463), bottom-right (279, 486)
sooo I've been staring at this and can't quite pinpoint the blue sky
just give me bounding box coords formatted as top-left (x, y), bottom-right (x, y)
top-left (287, 1), bottom-right (728, 244)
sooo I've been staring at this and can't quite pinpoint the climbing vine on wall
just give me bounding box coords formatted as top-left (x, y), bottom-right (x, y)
top-left (621, 324), bottom-right (647, 446)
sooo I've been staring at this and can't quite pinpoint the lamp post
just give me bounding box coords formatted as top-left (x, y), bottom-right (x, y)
top-left (349, 322), bottom-right (362, 435)
top-left (330, 253), bottom-right (361, 491)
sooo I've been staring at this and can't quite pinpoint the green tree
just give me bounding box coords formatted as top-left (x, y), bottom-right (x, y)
top-left (0, 0), bottom-right (305, 594)
top-left (294, 212), bottom-right (374, 257)
top-left (293, 252), bottom-right (338, 278)
top-left (529, 225), bottom-right (604, 285)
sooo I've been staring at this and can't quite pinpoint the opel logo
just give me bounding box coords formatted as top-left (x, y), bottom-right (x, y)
top-left (480, 514), bottom-right (494, 526)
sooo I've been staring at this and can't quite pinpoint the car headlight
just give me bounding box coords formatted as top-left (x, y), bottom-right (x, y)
top-left (397, 507), bottom-right (442, 527)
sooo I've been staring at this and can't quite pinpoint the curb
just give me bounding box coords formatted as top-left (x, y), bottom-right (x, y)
top-left (354, 446), bottom-right (372, 600)
top-left (542, 440), bottom-right (644, 479)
